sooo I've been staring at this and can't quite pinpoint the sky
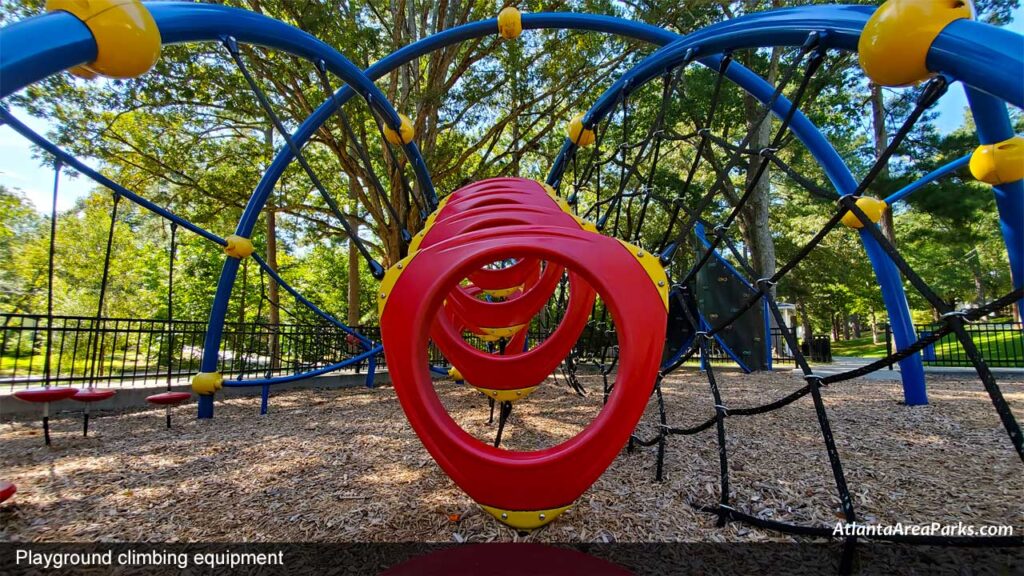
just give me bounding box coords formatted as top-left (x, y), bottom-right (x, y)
top-left (1, 6), bottom-right (1022, 214)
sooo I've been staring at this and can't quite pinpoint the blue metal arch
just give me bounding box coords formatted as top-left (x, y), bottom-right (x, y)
top-left (543, 5), bottom-right (1023, 406)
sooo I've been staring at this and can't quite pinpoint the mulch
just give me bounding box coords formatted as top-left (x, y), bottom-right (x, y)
top-left (0, 370), bottom-right (1020, 543)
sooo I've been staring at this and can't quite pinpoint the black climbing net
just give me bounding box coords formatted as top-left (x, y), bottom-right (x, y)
top-left (555, 35), bottom-right (1023, 563)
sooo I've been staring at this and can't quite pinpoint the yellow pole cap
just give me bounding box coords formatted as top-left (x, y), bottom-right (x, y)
top-left (223, 235), bottom-right (255, 259)
top-left (858, 0), bottom-right (974, 87)
top-left (497, 6), bottom-right (523, 40)
top-left (191, 372), bottom-right (223, 395)
top-left (567, 113), bottom-right (596, 147)
top-left (970, 136), bottom-right (1024, 186)
top-left (46, 0), bottom-right (162, 79)
top-left (448, 366), bottom-right (464, 382)
top-left (384, 113), bottom-right (416, 145)
top-left (841, 197), bottom-right (888, 229)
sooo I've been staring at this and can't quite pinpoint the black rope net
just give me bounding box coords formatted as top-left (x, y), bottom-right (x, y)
top-left (554, 37), bottom-right (1023, 559)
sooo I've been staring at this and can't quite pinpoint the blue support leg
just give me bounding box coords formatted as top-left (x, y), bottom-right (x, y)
top-left (965, 87), bottom-right (1024, 319)
top-left (859, 229), bottom-right (927, 405)
top-left (260, 384), bottom-right (270, 415)
top-left (196, 257), bottom-right (243, 419)
top-left (364, 353), bottom-right (377, 388)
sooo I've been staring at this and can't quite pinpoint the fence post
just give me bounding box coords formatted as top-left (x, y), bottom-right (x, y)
top-left (886, 324), bottom-right (893, 370)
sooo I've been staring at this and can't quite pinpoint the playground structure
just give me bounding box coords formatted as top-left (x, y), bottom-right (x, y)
top-left (0, 0), bottom-right (1021, 558)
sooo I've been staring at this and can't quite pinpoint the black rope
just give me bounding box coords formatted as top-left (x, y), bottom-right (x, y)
top-left (663, 37), bottom-right (819, 264)
top-left (678, 45), bottom-right (826, 286)
top-left (313, 63), bottom-right (408, 235)
top-left (222, 37), bottom-right (384, 279)
top-left (165, 223), bottom-right (177, 392)
top-left (493, 401), bottom-right (513, 448)
top-left (85, 192), bottom-right (121, 388)
top-left (43, 160), bottom-right (61, 388)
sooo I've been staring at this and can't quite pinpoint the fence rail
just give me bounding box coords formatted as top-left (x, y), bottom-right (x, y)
top-left (914, 322), bottom-right (1023, 368)
top-left (0, 313), bottom-right (815, 392)
top-left (0, 314), bottom-right (369, 391)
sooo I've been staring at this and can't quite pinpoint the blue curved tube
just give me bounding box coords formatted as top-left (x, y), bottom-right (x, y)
top-left (885, 155), bottom-right (971, 206)
top-left (541, 4), bottom-right (935, 403)
top-left (223, 345), bottom-right (383, 387)
top-left (966, 87), bottom-right (1024, 319)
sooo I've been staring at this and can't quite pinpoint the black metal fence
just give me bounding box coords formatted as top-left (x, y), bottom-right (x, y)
top-left (913, 322), bottom-right (1023, 368)
top-left (0, 313), bottom-right (819, 392)
top-left (0, 313), bottom-right (366, 391)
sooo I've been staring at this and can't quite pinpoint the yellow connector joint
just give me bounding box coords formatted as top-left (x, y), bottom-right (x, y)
top-left (970, 136), bottom-right (1024, 186)
top-left (191, 371), bottom-right (223, 395)
top-left (840, 197), bottom-right (888, 229)
top-left (384, 113), bottom-right (415, 145)
top-left (497, 7), bottom-right (523, 40)
top-left (46, 0), bottom-right (162, 79)
top-left (223, 235), bottom-right (255, 259)
top-left (858, 0), bottom-right (974, 87)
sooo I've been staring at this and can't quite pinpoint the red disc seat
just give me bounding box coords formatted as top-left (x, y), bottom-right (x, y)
top-left (13, 387), bottom-right (78, 403)
top-left (72, 388), bottom-right (117, 402)
top-left (146, 391), bottom-right (192, 405)
top-left (0, 481), bottom-right (16, 503)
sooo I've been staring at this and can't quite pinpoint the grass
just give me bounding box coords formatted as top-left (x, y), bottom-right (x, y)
top-left (830, 326), bottom-right (1023, 366)
top-left (831, 336), bottom-right (889, 358)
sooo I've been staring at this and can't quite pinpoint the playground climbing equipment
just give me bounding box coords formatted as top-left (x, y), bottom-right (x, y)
top-left (1, 0), bottom-right (1022, 558)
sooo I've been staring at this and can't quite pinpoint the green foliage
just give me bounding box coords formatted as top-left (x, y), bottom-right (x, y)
top-left (0, 0), bottom-right (1018, 340)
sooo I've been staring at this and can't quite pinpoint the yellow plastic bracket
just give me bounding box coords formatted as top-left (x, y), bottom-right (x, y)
top-left (378, 253), bottom-right (416, 316)
top-left (970, 136), bottom-right (1024, 186)
top-left (477, 324), bottom-right (526, 342)
top-left (572, 214), bottom-right (599, 233)
top-left (482, 285), bottom-right (523, 298)
top-left (383, 113), bottom-right (415, 145)
top-left (191, 371), bottom-right (223, 395)
top-left (46, 0), bottom-right (162, 79)
top-left (474, 385), bottom-right (538, 402)
top-left (616, 240), bottom-right (669, 310)
top-left (448, 366), bottom-right (464, 382)
top-left (840, 197), bottom-right (888, 229)
top-left (479, 503), bottom-right (572, 530)
top-left (858, 0), bottom-right (974, 87)
top-left (223, 235), bottom-right (255, 259)
top-left (497, 6), bottom-right (523, 40)
top-left (567, 113), bottom-right (596, 147)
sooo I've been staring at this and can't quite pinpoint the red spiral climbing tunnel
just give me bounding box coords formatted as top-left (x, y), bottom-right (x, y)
top-left (379, 178), bottom-right (668, 529)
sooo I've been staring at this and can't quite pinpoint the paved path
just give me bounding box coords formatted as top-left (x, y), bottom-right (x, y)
top-left (792, 356), bottom-right (1024, 381)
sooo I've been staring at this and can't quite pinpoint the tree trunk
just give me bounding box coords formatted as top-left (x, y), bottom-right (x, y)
top-left (968, 250), bottom-right (986, 307)
top-left (266, 207), bottom-right (281, 371)
top-left (851, 313), bottom-right (862, 338)
top-left (347, 218), bottom-right (361, 327)
top-left (739, 47), bottom-right (780, 299)
top-left (870, 83), bottom-right (898, 247)
top-left (800, 302), bottom-right (812, 342)
top-left (871, 309), bottom-right (879, 344)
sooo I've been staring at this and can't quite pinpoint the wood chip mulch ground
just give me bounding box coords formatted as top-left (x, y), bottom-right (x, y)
top-left (0, 370), bottom-right (1020, 543)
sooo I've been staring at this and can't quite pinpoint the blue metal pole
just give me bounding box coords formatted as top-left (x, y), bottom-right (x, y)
top-left (364, 354), bottom-right (377, 388)
top-left (260, 385), bottom-right (270, 415)
top-left (964, 87), bottom-right (1024, 319)
top-left (859, 229), bottom-right (928, 405)
top-left (885, 155), bottom-right (971, 205)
